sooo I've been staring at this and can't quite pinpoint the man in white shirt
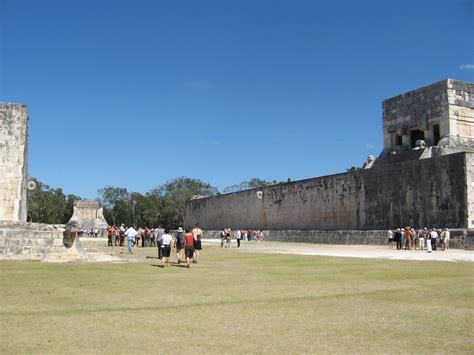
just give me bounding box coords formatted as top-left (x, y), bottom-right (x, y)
top-left (430, 229), bottom-right (439, 251)
top-left (125, 226), bottom-right (137, 254)
top-left (160, 228), bottom-right (173, 267)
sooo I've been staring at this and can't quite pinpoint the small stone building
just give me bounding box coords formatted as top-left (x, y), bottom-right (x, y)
top-left (68, 200), bottom-right (109, 233)
top-left (381, 79), bottom-right (473, 156)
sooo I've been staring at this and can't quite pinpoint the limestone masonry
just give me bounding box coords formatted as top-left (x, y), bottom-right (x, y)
top-left (68, 200), bottom-right (108, 232)
top-left (186, 79), bottom-right (474, 244)
top-left (0, 103), bottom-right (28, 222)
top-left (0, 103), bottom-right (86, 261)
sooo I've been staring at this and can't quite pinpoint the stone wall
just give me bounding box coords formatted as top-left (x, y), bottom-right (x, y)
top-left (467, 153), bottom-right (474, 229)
top-left (68, 200), bottom-right (108, 231)
top-left (0, 221), bottom-right (87, 261)
top-left (0, 103), bottom-right (28, 222)
top-left (381, 79), bottom-right (473, 156)
top-left (448, 80), bottom-right (474, 139)
top-left (186, 152), bottom-right (471, 231)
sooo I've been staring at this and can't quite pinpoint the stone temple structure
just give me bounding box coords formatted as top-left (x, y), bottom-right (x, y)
top-left (0, 103), bottom-right (86, 261)
top-left (68, 200), bottom-right (108, 235)
top-left (185, 79), bottom-right (474, 248)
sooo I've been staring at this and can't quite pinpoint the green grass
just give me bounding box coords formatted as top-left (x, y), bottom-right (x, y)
top-left (1, 245), bottom-right (473, 354)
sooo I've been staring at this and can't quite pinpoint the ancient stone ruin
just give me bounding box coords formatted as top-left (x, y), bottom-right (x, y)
top-left (68, 200), bottom-right (108, 235)
top-left (185, 79), bottom-right (474, 248)
top-left (0, 103), bottom-right (28, 222)
top-left (0, 103), bottom-right (86, 261)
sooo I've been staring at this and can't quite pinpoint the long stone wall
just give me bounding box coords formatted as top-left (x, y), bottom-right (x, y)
top-left (0, 103), bottom-right (28, 222)
top-left (186, 152), bottom-right (471, 231)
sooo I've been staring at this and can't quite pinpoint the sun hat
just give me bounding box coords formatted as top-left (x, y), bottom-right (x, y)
top-left (177, 227), bottom-right (183, 232)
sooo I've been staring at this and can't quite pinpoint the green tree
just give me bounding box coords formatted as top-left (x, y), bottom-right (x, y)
top-left (149, 177), bottom-right (217, 228)
top-left (62, 194), bottom-right (82, 223)
top-left (27, 178), bottom-right (70, 224)
top-left (97, 186), bottom-right (130, 225)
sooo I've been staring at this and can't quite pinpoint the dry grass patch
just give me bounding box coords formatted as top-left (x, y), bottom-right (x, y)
top-left (1, 245), bottom-right (473, 354)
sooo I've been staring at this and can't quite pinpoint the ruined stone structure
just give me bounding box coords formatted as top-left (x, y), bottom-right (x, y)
top-left (68, 200), bottom-right (108, 232)
top-left (185, 79), bottom-right (474, 247)
top-left (0, 102), bottom-right (87, 261)
top-left (0, 103), bottom-right (28, 222)
top-left (381, 79), bottom-right (473, 156)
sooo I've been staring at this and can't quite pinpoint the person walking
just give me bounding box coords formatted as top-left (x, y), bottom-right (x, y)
top-left (426, 232), bottom-right (432, 253)
top-left (160, 229), bottom-right (173, 267)
top-left (225, 228), bottom-right (231, 248)
top-left (174, 227), bottom-right (185, 263)
top-left (107, 225), bottom-right (114, 247)
top-left (125, 226), bottom-right (137, 254)
top-left (236, 229), bottom-right (241, 248)
top-left (418, 228), bottom-right (426, 251)
top-left (387, 229), bottom-right (394, 249)
top-left (394, 228), bottom-right (402, 250)
top-left (405, 226), bottom-right (413, 250)
top-left (441, 228), bottom-right (450, 250)
top-left (220, 228), bottom-right (226, 248)
top-left (430, 228), bottom-right (439, 251)
top-left (192, 223), bottom-right (203, 264)
top-left (155, 225), bottom-right (165, 259)
top-left (184, 229), bottom-right (195, 268)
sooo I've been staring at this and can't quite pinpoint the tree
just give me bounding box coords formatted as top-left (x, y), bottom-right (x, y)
top-left (62, 194), bottom-right (82, 223)
top-left (27, 178), bottom-right (72, 224)
top-left (149, 177), bottom-right (218, 228)
top-left (97, 186), bottom-right (130, 225)
top-left (223, 177), bottom-right (274, 194)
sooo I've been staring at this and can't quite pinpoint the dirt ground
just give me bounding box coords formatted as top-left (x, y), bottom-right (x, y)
top-left (81, 238), bottom-right (473, 263)
top-left (213, 239), bottom-right (474, 262)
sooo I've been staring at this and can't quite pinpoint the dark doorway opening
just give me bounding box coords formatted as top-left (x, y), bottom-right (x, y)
top-left (410, 130), bottom-right (425, 148)
top-left (396, 135), bottom-right (403, 146)
top-left (433, 124), bottom-right (440, 145)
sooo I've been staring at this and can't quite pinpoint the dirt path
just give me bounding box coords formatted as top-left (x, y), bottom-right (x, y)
top-left (79, 238), bottom-right (473, 263)
top-left (205, 239), bottom-right (474, 262)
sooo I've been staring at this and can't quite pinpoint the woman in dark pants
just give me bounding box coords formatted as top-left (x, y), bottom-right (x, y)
top-left (394, 228), bottom-right (402, 250)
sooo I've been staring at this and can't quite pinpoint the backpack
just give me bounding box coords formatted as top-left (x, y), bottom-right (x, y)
top-left (176, 232), bottom-right (184, 247)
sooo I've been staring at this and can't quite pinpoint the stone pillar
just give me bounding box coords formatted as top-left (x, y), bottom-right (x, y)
top-left (0, 103), bottom-right (28, 222)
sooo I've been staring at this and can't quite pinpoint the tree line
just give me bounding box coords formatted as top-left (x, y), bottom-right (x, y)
top-left (27, 176), bottom-right (289, 228)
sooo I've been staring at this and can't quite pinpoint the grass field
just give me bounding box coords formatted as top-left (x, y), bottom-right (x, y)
top-left (1, 244), bottom-right (473, 354)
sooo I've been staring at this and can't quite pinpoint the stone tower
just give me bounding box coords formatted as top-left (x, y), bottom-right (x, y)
top-left (381, 79), bottom-right (474, 156)
top-left (0, 103), bottom-right (29, 222)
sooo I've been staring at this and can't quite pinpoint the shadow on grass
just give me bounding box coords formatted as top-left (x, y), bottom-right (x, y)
top-left (149, 263), bottom-right (189, 269)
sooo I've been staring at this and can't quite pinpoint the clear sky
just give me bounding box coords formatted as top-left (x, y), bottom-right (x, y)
top-left (1, 0), bottom-right (473, 198)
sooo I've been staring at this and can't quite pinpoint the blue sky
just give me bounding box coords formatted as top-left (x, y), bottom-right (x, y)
top-left (1, 0), bottom-right (473, 198)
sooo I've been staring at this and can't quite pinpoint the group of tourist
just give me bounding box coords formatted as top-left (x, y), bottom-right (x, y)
top-left (387, 227), bottom-right (450, 252)
top-left (220, 228), bottom-right (264, 248)
top-left (76, 228), bottom-right (102, 238)
top-left (107, 223), bottom-right (204, 268)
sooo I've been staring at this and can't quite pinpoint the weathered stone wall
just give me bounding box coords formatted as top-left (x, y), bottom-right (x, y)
top-left (186, 152), bottom-right (471, 231)
top-left (466, 153), bottom-right (474, 229)
top-left (68, 200), bottom-right (108, 231)
top-left (448, 80), bottom-right (474, 139)
top-left (0, 221), bottom-right (87, 261)
top-left (381, 79), bottom-right (473, 156)
top-left (0, 103), bottom-right (28, 222)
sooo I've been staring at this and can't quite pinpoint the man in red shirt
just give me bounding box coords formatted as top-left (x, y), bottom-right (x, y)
top-left (184, 229), bottom-right (195, 268)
